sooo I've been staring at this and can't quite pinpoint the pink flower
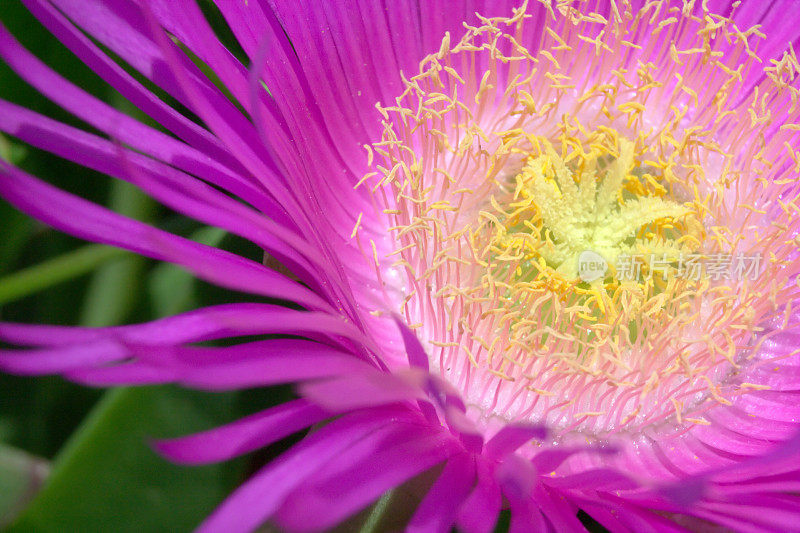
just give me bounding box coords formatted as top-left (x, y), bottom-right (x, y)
top-left (2, 1), bottom-right (800, 531)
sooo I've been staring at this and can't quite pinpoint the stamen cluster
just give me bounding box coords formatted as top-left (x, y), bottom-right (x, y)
top-left (357, 1), bottom-right (800, 437)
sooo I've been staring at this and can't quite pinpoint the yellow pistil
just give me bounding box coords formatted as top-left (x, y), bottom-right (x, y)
top-left (489, 137), bottom-right (695, 282)
top-left (473, 132), bottom-right (705, 342)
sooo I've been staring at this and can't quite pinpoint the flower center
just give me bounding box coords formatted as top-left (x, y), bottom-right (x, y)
top-left (516, 142), bottom-right (693, 280)
top-left (484, 135), bottom-right (699, 311)
top-left (356, 2), bottom-right (799, 438)
top-left (472, 131), bottom-right (711, 368)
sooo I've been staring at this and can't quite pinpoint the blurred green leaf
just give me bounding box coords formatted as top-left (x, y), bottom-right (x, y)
top-left (8, 386), bottom-right (243, 533)
top-left (357, 490), bottom-right (394, 533)
top-left (148, 227), bottom-right (227, 317)
top-left (0, 444), bottom-right (49, 528)
top-left (0, 204), bottom-right (34, 277)
top-left (0, 245), bottom-right (128, 307)
top-left (0, 135), bottom-right (32, 272)
top-left (0, 133), bottom-right (27, 165)
top-left (79, 180), bottom-right (156, 327)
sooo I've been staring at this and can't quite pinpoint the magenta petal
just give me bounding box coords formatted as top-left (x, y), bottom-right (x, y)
top-left (508, 499), bottom-right (548, 533)
top-left (0, 304), bottom-right (352, 348)
top-left (456, 460), bottom-right (503, 533)
top-left (720, 476), bottom-right (800, 494)
top-left (264, 0), bottom-right (387, 152)
top-left (407, 453), bottom-right (476, 533)
top-left (579, 499), bottom-right (687, 533)
top-left (20, 0), bottom-right (241, 170)
top-left (698, 498), bottom-right (800, 531)
top-left (496, 453), bottom-right (550, 533)
top-left (6, 337), bottom-right (376, 388)
top-left (211, 0), bottom-right (270, 60)
top-left (273, 424), bottom-right (460, 532)
top-left (657, 476), bottom-right (709, 508)
top-left (496, 453), bottom-right (538, 502)
top-left (154, 400), bottom-right (327, 464)
top-left (168, 344), bottom-right (376, 390)
top-left (47, 0), bottom-right (193, 97)
top-left (533, 485), bottom-right (585, 532)
top-left (746, 364), bottom-right (800, 392)
top-left (0, 100), bottom-right (320, 285)
top-left (531, 444), bottom-right (618, 473)
top-left (48, 0), bottom-right (250, 147)
top-left (705, 406), bottom-right (796, 442)
top-left (0, 26), bottom-right (263, 209)
top-left (145, 0), bottom-right (258, 112)
top-left (485, 423), bottom-right (548, 459)
top-left (543, 468), bottom-right (638, 491)
top-left (575, 503), bottom-right (646, 533)
top-left (0, 340), bottom-right (127, 374)
top-left (197, 406), bottom-right (418, 533)
top-left (392, 317), bottom-right (444, 423)
top-left (444, 405), bottom-right (484, 453)
top-left (1, 3), bottom-right (799, 533)
top-left (298, 369), bottom-right (427, 412)
top-left (394, 315), bottom-right (430, 371)
top-left (0, 163), bottom-right (331, 312)
top-left (0, 100), bottom-right (325, 276)
top-left (66, 364), bottom-right (175, 386)
top-left (137, 3), bottom-right (304, 220)
top-left (686, 505), bottom-right (774, 533)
